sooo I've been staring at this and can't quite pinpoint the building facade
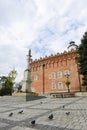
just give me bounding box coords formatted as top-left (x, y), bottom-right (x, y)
top-left (30, 51), bottom-right (82, 95)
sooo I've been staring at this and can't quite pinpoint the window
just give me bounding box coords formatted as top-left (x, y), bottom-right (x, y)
top-left (51, 72), bottom-right (56, 79)
top-left (64, 70), bottom-right (69, 75)
top-left (51, 82), bottom-right (56, 89)
top-left (58, 82), bottom-right (63, 89)
top-left (34, 75), bottom-right (38, 80)
top-left (58, 71), bottom-right (62, 78)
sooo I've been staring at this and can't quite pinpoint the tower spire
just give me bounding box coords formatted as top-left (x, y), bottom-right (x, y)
top-left (22, 49), bottom-right (32, 93)
top-left (27, 49), bottom-right (32, 70)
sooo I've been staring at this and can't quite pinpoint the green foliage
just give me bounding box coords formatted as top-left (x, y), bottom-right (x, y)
top-left (0, 69), bottom-right (17, 95)
top-left (78, 32), bottom-right (87, 87)
top-left (8, 69), bottom-right (17, 82)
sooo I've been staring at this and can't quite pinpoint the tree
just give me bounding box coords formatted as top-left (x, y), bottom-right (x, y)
top-left (8, 69), bottom-right (17, 81)
top-left (6, 69), bottom-right (17, 94)
top-left (78, 32), bottom-right (87, 91)
top-left (0, 76), bottom-right (7, 87)
top-left (0, 69), bottom-right (17, 95)
top-left (0, 76), bottom-right (7, 95)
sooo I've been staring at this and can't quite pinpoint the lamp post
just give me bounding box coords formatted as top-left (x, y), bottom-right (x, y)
top-left (65, 73), bottom-right (70, 93)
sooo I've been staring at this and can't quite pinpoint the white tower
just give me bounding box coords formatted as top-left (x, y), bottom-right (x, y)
top-left (22, 49), bottom-right (32, 92)
top-left (68, 41), bottom-right (78, 51)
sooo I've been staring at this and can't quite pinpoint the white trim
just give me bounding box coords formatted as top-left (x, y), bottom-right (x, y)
top-left (64, 70), bottom-right (69, 75)
top-left (51, 72), bottom-right (56, 79)
top-left (34, 75), bottom-right (38, 80)
top-left (51, 82), bottom-right (56, 89)
top-left (58, 71), bottom-right (62, 78)
top-left (58, 82), bottom-right (63, 89)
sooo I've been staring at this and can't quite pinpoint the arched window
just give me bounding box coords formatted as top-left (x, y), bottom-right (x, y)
top-left (34, 75), bottom-right (38, 80)
top-left (58, 71), bottom-right (62, 78)
top-left (64, 70), bottom-right (69, 75)
top-left (58, 82), bottom-right (63, 89)
top-left (51, 72), bottom-right (56, 79)
top-left (51, 82), bottom-right (56, 89)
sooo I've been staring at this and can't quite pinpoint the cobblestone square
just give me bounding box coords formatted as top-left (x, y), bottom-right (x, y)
top-left (0, 96), bottom-right (87, 130)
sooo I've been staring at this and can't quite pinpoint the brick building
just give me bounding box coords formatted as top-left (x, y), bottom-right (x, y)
top-left (30, 42), bottom-right (82, 95)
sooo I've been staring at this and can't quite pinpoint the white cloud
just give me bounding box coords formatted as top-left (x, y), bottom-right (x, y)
top-left (0, 0), bottom-right (87, 82)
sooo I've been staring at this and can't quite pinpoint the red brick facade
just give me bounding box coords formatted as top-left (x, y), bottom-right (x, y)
top-left (30, 50), bottom-right (81, 94)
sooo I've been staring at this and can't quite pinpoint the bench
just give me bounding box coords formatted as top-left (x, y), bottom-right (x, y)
top-left (50, 92), bottom-right (75, 98)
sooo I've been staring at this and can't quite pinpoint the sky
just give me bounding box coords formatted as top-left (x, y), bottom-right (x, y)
top-left (0, 0), bottom-right (87, 82)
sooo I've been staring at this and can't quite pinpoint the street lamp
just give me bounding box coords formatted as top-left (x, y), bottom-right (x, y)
top-left (65, 73), bottom-right (70, 93)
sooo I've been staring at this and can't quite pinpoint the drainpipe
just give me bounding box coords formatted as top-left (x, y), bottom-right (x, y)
top-left (43, 64), bottom-right (45, 95)
top-left (77, 63), bottom-right (81, 92)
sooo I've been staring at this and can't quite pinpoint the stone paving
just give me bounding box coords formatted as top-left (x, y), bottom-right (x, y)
top-left (0, 96), bottom-right (87, 130)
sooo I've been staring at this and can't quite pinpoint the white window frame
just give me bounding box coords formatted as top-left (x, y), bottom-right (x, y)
top-left (34, 75), bottom-right (38, 80)
top-left (51, 82), bottom-right (56, 89)
top-left (51, 72), bottom-right (56, 79)
top-left (64, 70), bottom-right (69, 75)
top-left (58, 82), bottom-right (63, 89)
top-left (58, 71), bottom-right (62, 78)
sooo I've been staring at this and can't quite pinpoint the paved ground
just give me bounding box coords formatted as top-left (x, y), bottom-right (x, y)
top-left (0, 96), bottom-right (87, 130)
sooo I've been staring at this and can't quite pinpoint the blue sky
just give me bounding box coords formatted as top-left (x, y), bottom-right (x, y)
top-left (0, 0), bottom-right (87, 82)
